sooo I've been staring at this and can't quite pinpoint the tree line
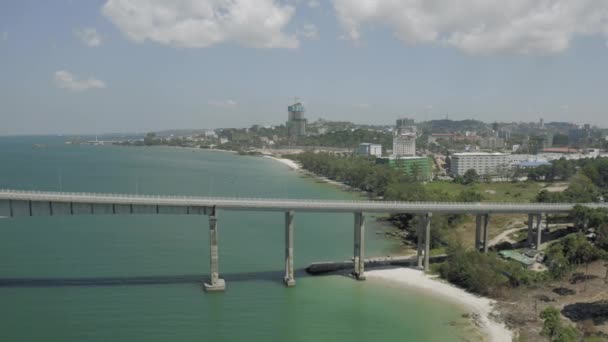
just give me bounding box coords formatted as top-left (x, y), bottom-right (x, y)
top-left (535, 157), bottom-right (608, 203)
top-left (297, 129), bottom-right (392, 151)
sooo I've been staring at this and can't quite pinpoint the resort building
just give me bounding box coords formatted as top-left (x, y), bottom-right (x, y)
top-left (450, 152), bottom-right (509, 176)
top-left (377, 156), bottom-right (431, 180)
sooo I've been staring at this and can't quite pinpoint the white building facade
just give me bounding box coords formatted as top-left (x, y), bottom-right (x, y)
top-left (450, 152), bottom-right (509, 176)
top-left (393, 125), bottom-right (417, 157)
top-left (356, 143), bottom-right (382, 157)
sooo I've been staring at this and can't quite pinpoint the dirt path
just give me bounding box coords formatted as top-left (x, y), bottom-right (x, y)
top-left (489, 227), bottom-right (521, 247)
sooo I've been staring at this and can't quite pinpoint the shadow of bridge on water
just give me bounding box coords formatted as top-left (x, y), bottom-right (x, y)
top-left (0, 268), bottom-right (331, 288)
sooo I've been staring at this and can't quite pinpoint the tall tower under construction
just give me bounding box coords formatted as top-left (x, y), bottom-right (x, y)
top-left (287, 101), bottom-right (307, 140)
top-left (393, 118), bottom-right (417, 157)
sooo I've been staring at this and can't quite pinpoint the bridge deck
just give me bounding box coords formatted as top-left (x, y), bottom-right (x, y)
top-left (1, 189), bottom-right (606, 217)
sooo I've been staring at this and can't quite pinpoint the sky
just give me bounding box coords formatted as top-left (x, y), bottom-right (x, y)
top-left (1, 0), bottom-right (608, 135)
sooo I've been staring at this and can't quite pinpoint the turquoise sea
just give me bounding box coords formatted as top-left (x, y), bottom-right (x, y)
top-left (0, 136), bottom-right (478, 341)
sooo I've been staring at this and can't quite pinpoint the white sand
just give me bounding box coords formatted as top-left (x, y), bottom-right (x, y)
top-left (263, 156), bottom-right (301, 170)
top-left (366, 268), bottom-right (513, 342)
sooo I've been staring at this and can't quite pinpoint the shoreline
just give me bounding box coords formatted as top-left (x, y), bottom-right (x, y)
top-left (262, 154), bottom-right (370, 195)
top-left (262, 155), bottom-right (301, 170)
top-left (262, 154), bottom-right (513, 340)
top-left (366, 268), bottom-right (513, 342)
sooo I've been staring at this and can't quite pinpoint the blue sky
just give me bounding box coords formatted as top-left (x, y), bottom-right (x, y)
top-left (1, 0), bottom-right (608, 135)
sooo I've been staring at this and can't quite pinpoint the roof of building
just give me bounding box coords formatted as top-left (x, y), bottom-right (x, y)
top-left (498, 250), bottom-right (535, 266)
top-left (541, 147), bottom-right (579, 153)
top-left (384, 155), bottom-right (429, 160)
top-left (452, 152), bottom-right (507, 156)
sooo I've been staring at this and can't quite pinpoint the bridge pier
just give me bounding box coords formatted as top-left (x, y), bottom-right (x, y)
top-left (417, 215), bottom-right (424, 268)
top-left (536, 213), bottom-right (543, 249)
top-left (284, 211), bottom-right (295, 287)
top-left (424, 213), bottom-right (432, 271)
top-left (353, 212), bottom-right (365, 280)
top-left (204, 214), bottom-right (225, 292)
top-left (527, 213), bottom-right (544, 249)
top-left (475, 214), bottom-right (482, 251)
top-left (483, 214), bottom-right (490, 253)
top-left (527, 213), bottom-right (534, 247)
top-left (475, 214), bottom-right (490, 252)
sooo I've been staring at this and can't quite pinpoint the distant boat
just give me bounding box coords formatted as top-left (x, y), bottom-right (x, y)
top-left (32, 144), bottom-right (47, 148)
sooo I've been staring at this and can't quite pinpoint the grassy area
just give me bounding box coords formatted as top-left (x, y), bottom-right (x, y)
top-left (424, 181), bottom-right (546, 203)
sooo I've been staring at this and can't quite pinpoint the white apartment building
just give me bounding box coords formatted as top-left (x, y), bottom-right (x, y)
top-left (450, 152), bottom-right (509, 176)
top-left (356, 143), bottom-right (382, 157)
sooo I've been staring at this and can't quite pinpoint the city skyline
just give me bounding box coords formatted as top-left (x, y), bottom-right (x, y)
top-left (2, 1), bottom-right (608, 135)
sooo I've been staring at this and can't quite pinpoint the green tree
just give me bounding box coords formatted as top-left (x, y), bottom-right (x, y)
top-left (462, 169), bottom-right (480, 185)
top-left (564, 174), bottom-right (600, 203)
top-left (540, 307), bottom-right (562, 338)
top-left (540, 306), bottom-right (580, 342)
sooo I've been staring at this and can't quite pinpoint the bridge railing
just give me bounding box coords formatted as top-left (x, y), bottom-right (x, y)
top-left (0, 189), bottom-right (606, 211)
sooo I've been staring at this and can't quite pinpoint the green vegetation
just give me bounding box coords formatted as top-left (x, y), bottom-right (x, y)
top-left (544, 233), bottom-right (606, 279)
top-left (521, 158), bottom-right (577, 182)
top-left (454, 168), bottom-right (480, 185)
top-left (540, 307), bottom-right (580, 342)
top-left (537, 174), bottom-right (601, 203)
top-left (425, 181), bottom-right (543, 203)
top-left (298, 129), bottom-right (392, 151)
top-left (438, 243), bottom-right (546, 297)
top-left (287, 152), bottom-right (433, 197)
top-left (530, 157), bottom-right (608, 203)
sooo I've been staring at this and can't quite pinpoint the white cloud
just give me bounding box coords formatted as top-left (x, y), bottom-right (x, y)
top-left (75, 28), bottom-right (103, 47)
top-left (1, 31), bottom-right (7, 41)
top-left (298, 24), bottom-right (319, 40)
top-left (355, 103), bottom-right (371, 108)
top-left (333, 0), bottom-right (608, 55)
top-left (53, 70), bottom-right (106, 92)
top-left (102, 0), bottom-right (299, 49)
top-left (208, 99), bottom-right (237, 108)
top-left (308, 0), bottom-right (320, 8)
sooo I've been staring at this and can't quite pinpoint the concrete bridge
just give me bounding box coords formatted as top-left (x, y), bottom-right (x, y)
top-left (1, 189), bottom-right (606, 292)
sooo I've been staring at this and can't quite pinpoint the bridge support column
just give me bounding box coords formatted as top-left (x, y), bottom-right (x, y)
top-left (483, 214), bottom-right (490, 253)
top-left (475, 214), bottom-right (482, 251)
top-left (536, 213), bottom-right (543, 250)
top-left (353, 212), bottom-right (365, 280)
top-left (527, 213), bottom-right (534, 248)
top-left (284, 211), bottom-right (295, 287)
top-left (417, 215), bottom-right (424, 268)
top-left (424, 213), bottom-right (432, 271)
top-left (204, 215), bottom-right (225, 292)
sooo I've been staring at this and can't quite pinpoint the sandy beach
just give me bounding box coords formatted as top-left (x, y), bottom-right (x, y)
top-left (366, 268), bottom-right (513, 342)
top-left (263, 155), bottom-right (301, 170)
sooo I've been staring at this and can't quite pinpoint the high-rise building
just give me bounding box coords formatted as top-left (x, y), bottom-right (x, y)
top-left (396, 117), bottom-right (415, 128)
top-left (287, 101), bottom-right (307, 140)
top-left (393, 118), bottom-right (417, 157)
